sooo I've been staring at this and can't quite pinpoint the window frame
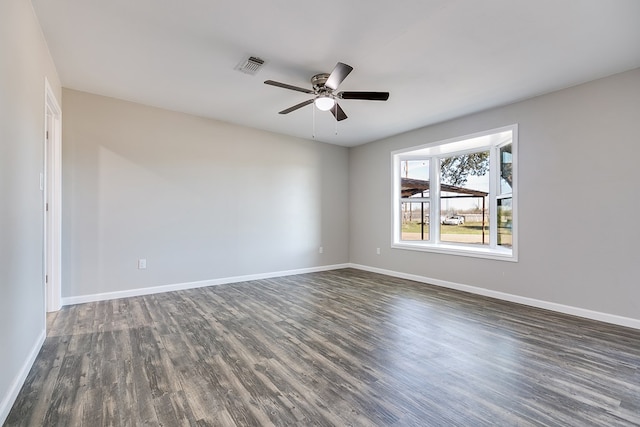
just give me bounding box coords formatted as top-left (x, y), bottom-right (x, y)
top-left (391, 124), bottom-right (518, 262)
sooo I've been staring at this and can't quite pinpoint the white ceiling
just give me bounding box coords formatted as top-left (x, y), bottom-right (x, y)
top-left (32, 0), bottom-right (640, 147)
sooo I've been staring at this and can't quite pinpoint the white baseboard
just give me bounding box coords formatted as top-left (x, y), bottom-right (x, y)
top-left (62, 263), bottom-right (351, 306)
top-left (349, 263), bottom-right (640, 330)
top-left (0, 329), bottom-right (46, 425)
top-left (60, 262), bottom-right (640, 330)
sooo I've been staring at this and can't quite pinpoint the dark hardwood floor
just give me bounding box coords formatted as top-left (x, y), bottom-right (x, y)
top-left (6, 268), bottom-right (640, 426)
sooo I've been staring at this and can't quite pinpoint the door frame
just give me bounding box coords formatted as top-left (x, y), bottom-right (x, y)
top-left (44, 78), bottom-right (62, 312)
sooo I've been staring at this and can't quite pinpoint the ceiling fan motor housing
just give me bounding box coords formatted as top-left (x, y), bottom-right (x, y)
top-left (311, 73), bottom-right (331, 91)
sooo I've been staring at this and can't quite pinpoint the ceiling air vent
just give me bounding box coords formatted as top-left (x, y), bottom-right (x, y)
top-left (235, 56), bottom-right (265, 75)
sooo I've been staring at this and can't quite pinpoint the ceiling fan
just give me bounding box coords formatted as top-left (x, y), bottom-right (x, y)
top-left (264, 62), bottom-right (389, 121)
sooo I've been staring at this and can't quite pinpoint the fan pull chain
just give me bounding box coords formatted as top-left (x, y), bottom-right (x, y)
top-left (335, 110), bottom-right (338, 135)
top-left (312, 104), bottom-right (316, 139)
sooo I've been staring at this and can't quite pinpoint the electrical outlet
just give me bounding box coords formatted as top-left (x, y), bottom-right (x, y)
top-left (319, 246), bottom-right (324, 254)
top-left (138, 259), bottom-right (147, 269)
top-left (376, 248), bottom-right (381, 255)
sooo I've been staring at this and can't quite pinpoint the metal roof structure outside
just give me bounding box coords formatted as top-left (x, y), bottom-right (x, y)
top-left (401, 178), bottom-right (488, 199)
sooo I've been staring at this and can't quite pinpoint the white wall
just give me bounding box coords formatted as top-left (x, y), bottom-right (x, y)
top-left (0, 0), bottom-right (61, 422)
top-left (62, 89), bottom-right (349, 299)
top-left (349, 68), bottom-right (640, 323)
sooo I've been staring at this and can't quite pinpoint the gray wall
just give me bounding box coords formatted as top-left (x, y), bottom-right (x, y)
top-left (2, 4), bottom-right (638, 417)
top-left (62, 89), bottom-right (349, 298)
top-left (349, 68), bottom-right (640, 320)
top-left (0, 0), bottom-right (61, 420)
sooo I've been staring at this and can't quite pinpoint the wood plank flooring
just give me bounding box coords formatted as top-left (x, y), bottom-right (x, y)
top-left (6, 268), bottom-right (640, 426)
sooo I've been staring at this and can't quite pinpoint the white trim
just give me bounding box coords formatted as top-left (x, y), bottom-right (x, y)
top-left (60, 261), bottom-right (640, 330)
top-left (0, 330), bottom-right (46, 425)
top-left (348, 263), bottom-right (640, 330)
top-left (44, 77), bottom-right (62, 312)
top-left (390, 124), bottom-right (516, 157)
top-left (502, 127), bottom-right (518, 260)
top-left (390, 241), bottom-right (516, 261)
top-left (62, 264), bottom-right (350, 306)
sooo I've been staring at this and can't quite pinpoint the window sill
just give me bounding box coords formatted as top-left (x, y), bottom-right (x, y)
top-left (392, 241), bottom-right (517, 262)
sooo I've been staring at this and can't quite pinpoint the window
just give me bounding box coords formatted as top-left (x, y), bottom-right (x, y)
top-left (401, 160), bottom-right (430, 241)
top-left (392, 125), bottom-right (517, 261)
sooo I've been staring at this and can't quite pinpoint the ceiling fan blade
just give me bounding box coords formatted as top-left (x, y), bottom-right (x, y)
top-left (278, 99), bottom-right (314, 114)
top-left (338, 91), bottom-right (390, 101)
top-left (325, 62), bottom-right (353, 90)
top-left (330, 103), bottom-right (348, 121)
top-left (265, 80), bottom-right (315, 94)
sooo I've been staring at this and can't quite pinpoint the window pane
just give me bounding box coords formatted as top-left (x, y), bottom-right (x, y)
top-left (401, 160), bottom-right (429, 198)
top-left (440, 151), bottom-right (489, 245)
top-left (401, 202), bottom-right (429, 241)
top-left (500, 144), bottom-right (513, 194)
top-left (498, 197), bottom-right (513, 247)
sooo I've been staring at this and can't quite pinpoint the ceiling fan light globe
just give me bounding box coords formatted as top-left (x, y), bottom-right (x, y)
top-left (314, 96), bottom-right (335, 111)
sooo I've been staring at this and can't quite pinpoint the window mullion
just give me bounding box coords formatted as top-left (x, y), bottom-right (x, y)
top-left (431, 156), bottom-right (440, 243)
top-left (489, 146), bottom-right (500, 248)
